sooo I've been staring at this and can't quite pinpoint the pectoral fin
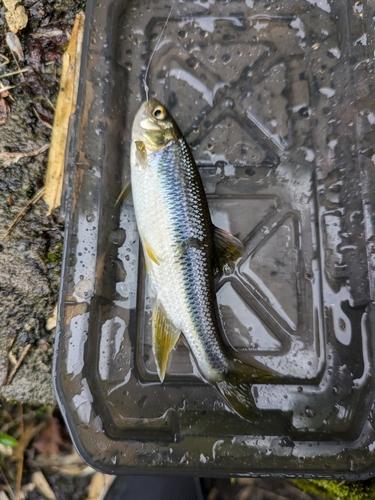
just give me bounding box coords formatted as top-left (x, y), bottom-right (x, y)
top-left (213, 225), bottom-right (243, 275)
top-left (152, 301), bottom-right (181, 382)
top-left (115, 182), bottom-right (132, 206)
top-left (135, 140), bottom-right (147, 161)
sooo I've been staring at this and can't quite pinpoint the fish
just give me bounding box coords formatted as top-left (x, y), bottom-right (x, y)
top-left (130, 98), bottom-right (277, 420)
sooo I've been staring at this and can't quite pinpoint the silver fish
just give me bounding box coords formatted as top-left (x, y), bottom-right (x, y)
top-left (130, 98), bottom-right (276, 419)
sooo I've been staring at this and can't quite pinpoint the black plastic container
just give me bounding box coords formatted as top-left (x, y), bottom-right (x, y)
top-left (54, 0), bottom-right (375, 477)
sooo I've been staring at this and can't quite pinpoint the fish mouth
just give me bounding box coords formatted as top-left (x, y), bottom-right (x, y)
top-left (139, 118), bottom-right (160, 131)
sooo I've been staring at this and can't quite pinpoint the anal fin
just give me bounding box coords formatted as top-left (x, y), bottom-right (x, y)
top-left (213, 225), bottom-right (243, 275)
top-left (152, 300), bottom-right (181, 382)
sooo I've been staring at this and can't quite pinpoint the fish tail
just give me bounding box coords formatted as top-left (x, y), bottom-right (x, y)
top-left (214, 375), bottom-right (261, 420)
top-left (213, 359), bottom-right (280, 420)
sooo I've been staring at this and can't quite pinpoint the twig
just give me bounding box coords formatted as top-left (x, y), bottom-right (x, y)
top-left (0, 54), bottom-right (10, 67)
top-left (2, 188), bottom-right (45, 240)
top-left (7, 336), bottom-right (17, 351)
top-left (8, 47), bottom-right (22, 77)
top-left (8, 351), bottom-right (17, 366)
top-left (0, 80), bottom-right (14, 102)
top-left (0, 67), bottom-right (29, 79)
top-left (0, 85), bottom-right (14, 93)
top-left (44, 95), bottom-right (56, 111)
top-left (33, 107), bottom-right (53, 129)
top-left (7, 345), bottom-right (32, 384)
top-left (0, 465), bottom-right (15, 500)
top-left (0, 143), bottom-right (50, 168)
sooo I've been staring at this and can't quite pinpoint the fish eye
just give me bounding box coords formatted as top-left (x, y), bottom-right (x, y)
top-left (152, 105), bottom-right (167, 120)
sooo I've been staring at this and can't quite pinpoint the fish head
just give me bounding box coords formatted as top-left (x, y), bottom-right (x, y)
top-left (132, 98), bottom-right (182, 152)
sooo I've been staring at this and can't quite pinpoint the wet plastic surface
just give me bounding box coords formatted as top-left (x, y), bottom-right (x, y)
top-left (54, 0), bottom-right (375, 477)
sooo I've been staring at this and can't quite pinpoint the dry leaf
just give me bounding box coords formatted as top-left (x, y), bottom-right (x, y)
top-left (35, 449), bottom-right (95, 477)
top-left (32, 416), bottom-right (69, 455)
top-left (46, 306), bottom-right (57, 331)
top-left (43, 12), bottom-right (85, 215)
top-left (3, 0), bottom-right (28, 33)
top-left (5, 32), bottom-right (24, 60)
top-left (86, 473), bottom-right (116, 500)
top-left (0, 143), bottom-right (49, 168)
top-left (31, 29), bottom-right (66, 38)
top-left (32, 471), bottom-right (56, 500)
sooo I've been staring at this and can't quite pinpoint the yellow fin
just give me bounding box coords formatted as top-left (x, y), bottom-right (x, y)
top-left (115, 181), bottom-right (131, 206)
top-left (152, 301), bottom-right (180, 382)
top-left (135, 140), bottom-right (147, 161)
top-left (139, 230), bottom-right (160, 268)
top-left (143, 239), bottom-right (160, 265)
top-left (213, 225), bottom-right (243, 275)
top-left (143, 249), bottom-right (150, 273)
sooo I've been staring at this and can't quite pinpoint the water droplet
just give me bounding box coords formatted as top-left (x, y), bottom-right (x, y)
top-left (305, 406), bottom-right (316, 417)
top-left (338, 317), bottom-right (346, 330)
top-left (186, 57), bottom-right (198, 69)
top-left (223, 97), bottom-right (234, 108)
top-left (279, 437), bottom-right (295, 448)
top-left (86, 213), bottom-right (95, 222)
top-left (221, 53), bottom-right (231, 64)
top-left (74, 279), bottom-right (94, 299)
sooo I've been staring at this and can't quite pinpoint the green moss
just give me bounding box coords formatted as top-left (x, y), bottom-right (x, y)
top-left (293, 479), bottom-right (375, 500)
top-left (47, 242), bottom-right (63, 264)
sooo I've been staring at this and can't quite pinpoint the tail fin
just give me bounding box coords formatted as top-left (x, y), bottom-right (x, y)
top-left (214, 374), bottom-right (261, 421)
top-left (213, 359), bottom-right (280, 421)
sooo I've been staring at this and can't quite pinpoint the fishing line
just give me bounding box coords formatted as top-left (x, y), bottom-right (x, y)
top-left (144, 3), bottom-right (174, 101)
